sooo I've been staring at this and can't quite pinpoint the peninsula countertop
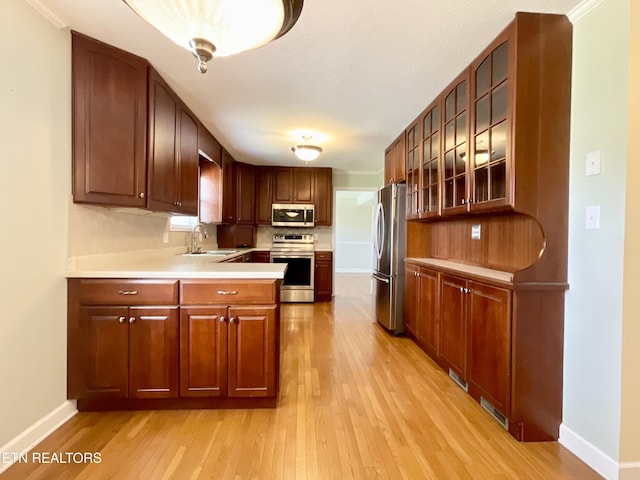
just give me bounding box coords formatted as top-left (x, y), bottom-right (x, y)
top-left (65, 249), bottom-right (287, 279)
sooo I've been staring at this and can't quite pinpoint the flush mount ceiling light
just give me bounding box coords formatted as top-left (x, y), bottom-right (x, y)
top-left (291, 136), bottom-right (323, 161)
top-left (122, 0), bottom-right (304, 73)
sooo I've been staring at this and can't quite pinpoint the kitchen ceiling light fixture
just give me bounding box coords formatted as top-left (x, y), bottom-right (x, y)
top-left (291, 137), bottom-right (323, 161)
top-left (121, 0), bottom-right (304, 73)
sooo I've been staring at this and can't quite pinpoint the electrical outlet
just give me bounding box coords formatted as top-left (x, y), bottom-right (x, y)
top-left (471, 224), bottom-right (481, 240)
top-left (586, 150), bottom-right (602, 176)
top-left (585, 205), bottom-right (601, 230)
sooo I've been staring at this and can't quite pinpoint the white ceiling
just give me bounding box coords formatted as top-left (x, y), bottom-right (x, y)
top-left (36, 0), bottom-right (582, 174)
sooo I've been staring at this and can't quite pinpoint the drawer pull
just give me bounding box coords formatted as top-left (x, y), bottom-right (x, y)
top-left (117, 290), bottom-right (139, 295)
top-left (216, 290), bottom-right (238, 295)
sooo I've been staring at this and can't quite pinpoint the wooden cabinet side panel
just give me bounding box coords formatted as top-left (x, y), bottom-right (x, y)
top-left (71, 32), bottom-right (148, 207)
top-left (129, 306), bottom-right (179, 398)
top-left (403, 264), bottom-right (419, 337)
top-left (228, 305), bottom-right (277, 397)
top-left (180, 307), bottom-right (228, 397)
top-left (510, 289), bottom-right (564, 441)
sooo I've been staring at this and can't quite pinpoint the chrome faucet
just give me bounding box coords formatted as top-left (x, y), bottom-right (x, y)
top-left (191, 223), bottom-right (208, 253)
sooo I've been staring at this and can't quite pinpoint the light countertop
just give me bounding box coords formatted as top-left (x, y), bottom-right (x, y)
top-left (66, 249), bottom-right (286, 280)
top-left (404, 258), bottom-right (514, 284)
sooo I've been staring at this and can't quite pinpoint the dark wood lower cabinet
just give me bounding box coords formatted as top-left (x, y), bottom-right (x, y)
top-left (439, 274), bottom-right (468, 381)
top-left (467, 282), bottom-right (511, 415)
top-left (179, 307), bottom-right (227, 397)
top-left (314, 251), bottom-right (333, 301)
top-left (403, 261), bottom-right (564, 442)
top-left (68, 278), bottom-right (280, 410)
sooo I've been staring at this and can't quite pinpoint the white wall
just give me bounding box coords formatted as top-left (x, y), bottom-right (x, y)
top-left (563, 0), bottom-right (628, 467)
top-left (0, 0), bottom-right (71, 447)
top-left (334, 190), bottom-right (376, 272)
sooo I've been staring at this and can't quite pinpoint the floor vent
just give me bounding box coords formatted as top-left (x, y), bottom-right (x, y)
top-left (480, 397), bottom-right (509, 430)
top-left (448, 369), bottom-right (468, 392)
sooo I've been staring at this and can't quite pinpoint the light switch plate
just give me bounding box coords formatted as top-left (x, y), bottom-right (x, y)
top-left (585, 205), bottom-right (601, 230)
top-left (586, 150), bottom-right (602, 176)
top-left (471, 224), bottom-right (481, 240)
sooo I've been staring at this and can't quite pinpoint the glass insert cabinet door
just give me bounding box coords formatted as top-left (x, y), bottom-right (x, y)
top-left (405, 119), bottom-right (421, 219)
top-left (420, 101), bottom-right (440, 218)
top-left (441, 68), bottom-right (471, 215)
top-left (471, 36), bottom-right (512, 210)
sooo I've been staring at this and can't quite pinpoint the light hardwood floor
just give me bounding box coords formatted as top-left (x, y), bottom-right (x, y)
top-left (1, 274), bottom-right (601, 480)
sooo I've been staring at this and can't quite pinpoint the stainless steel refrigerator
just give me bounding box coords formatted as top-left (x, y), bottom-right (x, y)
top-left (372, 183), bottom-right (406, 334)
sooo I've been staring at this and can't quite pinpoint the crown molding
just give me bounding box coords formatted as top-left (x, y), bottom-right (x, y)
top-left (24, 0), bottom-right (68, 29)
top-left (568, 0), bottom-right (605, 24)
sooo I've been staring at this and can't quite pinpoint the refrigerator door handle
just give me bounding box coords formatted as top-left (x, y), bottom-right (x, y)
top-left (372, 203), bottom-right (380, 258)
top-left (372, 273), bottom-right (390, 284)
top-left (374, 202), bottom-right (385, 260)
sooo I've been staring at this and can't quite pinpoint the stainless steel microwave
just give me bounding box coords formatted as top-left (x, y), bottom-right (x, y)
top-left (271, 204), bottom-right (315, 227)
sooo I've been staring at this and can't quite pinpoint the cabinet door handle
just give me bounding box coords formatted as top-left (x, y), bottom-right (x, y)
top-left (216, 290), bottom-right (238, 295)
top-left (138, 192), bottom-right (145, 199)
top-left (129, 317), bottom-right (136, 323)
top-left (117, 290), bottom-right (138, 295)
top-left (118, 316), bottom-right (126, 324)
top-left (219, 316), bottom-right (226, 323)
top-left (229, 317), bottom-right (236, 323)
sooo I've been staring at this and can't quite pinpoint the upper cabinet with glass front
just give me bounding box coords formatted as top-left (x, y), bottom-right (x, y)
top-left (441, 70), bottom-right (471, 216)
top-left (466, 12), bottom-right (572, 216)
top-left (396, 13), bottom-right (572, 222)
top-left (419, 99), bottom-right (441, 219)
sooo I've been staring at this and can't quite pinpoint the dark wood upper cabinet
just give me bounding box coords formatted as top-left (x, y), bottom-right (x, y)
top-left (235, 162), bottom-right (256, 225)
top-left (147, 70), bottom-right (199, 216)
top-left (221, 150), bottom-right (236, 224)
top-left (405, 117), bottom-right (421, 219)
top-left (313, 168), bottom-right (333, 226)
top-left (255, 166), bottom-right (273, 225)
top-left (384, 132), bottom-right (406, 185)
top-left (441, 69), bottom-right (471, 217)
top-left (293, 168), bottom-right (314, 203)
top-left (272, 167), bottom-right (293, 203)
top-left (71, 32), bottom-right (148, 207)
top-left (198, 124), bottom-right (221, 166)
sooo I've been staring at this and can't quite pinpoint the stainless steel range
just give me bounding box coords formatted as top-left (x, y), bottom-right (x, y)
top-left (270, 233), bottom-right (315, 303)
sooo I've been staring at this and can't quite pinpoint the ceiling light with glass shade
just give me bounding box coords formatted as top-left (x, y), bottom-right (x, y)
top-left (291, 136), bottom-right (323, 161)
top-left (122, 0), bottom-right (304, 73)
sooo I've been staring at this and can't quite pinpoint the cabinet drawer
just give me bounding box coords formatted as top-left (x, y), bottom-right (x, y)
top-left (181, 280), bottom-right (276, 305)
top-left (77, 279), bottom-right (179, 305)
top-left (315, 251), bottom-right (332, 261)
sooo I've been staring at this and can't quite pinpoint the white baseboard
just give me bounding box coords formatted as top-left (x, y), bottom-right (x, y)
top-left (560, 427), bottom-right (640, 480)
top-left (0, 400), bottom-right (78, 475)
